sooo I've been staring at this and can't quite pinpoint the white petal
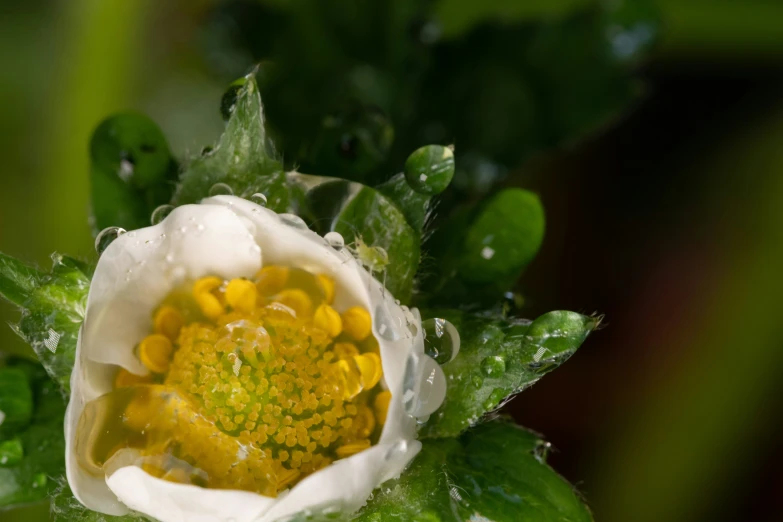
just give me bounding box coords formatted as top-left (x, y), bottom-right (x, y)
top-left (260, 441), bottom-right (421, 521)
top-left (84, 204), bottom-right (261, 375)
top-left (106, 467), bottom-right (277, 522)
top-left (66, 204), bottom-right (261, 513)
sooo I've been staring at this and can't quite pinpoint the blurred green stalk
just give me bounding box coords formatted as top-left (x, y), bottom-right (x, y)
top-left (593, 104), bottom-right (783, 522)
top-left (657, 0), bottom-right (783, 58)
top-left (39, 0), bottom-right (151, 259)
top-left (4, 1), bottom-right (149, 520)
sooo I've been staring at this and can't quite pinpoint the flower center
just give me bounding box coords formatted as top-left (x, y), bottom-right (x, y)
top-left (76, 265), bottom-right (391, 496)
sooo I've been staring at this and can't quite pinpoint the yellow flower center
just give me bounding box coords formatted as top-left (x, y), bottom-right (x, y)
top-left (76, 266), bottom-right (390, 496)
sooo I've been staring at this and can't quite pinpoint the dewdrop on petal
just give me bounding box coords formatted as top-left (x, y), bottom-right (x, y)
top-left (66, 196), bottom-right (447, 522)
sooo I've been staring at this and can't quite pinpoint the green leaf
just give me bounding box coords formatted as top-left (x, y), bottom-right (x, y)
top-left (51, 484), bottom-right (148, 522)
top-left (0, 439), bottom-right (24, 467)
top-left (0, 368), bottom-right (33, 437)
top-left (305, 179), bottom-right (420, 302)
top-left (173, 74), bottom-right (287, 210)
top-left (0, 362), bottom-right (67, 510)
top-left (457, 188), bottom-right (544, 284)
top-left (419, 310), bottom-right (598, 439)
top-left (0, 253), bottom-right (90, 392)
top-left (0, 254), bottom-right (43, 307)
top-left (434, 0), bottom-right (590, 38)
top-left (376, 174), bottom-right (431, 233)
top-left (90, 113), bottom-right (178, 233)
top-left (420, 188), bottom-right (544, 306)
top-left (354, 419), bottom-right (592, 521)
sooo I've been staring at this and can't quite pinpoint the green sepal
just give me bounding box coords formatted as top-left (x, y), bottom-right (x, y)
top-left (304, 177), bottom-right (420, 302)
top-left (0, 439), bottom-right (24, 467)
top-left (376, 173), bottom-right (431, 233)
top-left (51, 484), bottom-right (148, 522)
top-left (0, 360), bottom-right (67, 510)
top-left (420, 188), bottom-right (544, 306)
top-left (354, 419), bottom-right (592, 521)
top-left (419, 309), bottom-right (598, 439)
top-left (90, 113), bottom-right (178, 233)
top-left (0, 253), bottom-right (90, 392)
top-left (457, 188), bottom-right (544, 283)
top-left (173, 73), bottom-right (287, 210)
top-left (0, 368), bottom-right (34, 437)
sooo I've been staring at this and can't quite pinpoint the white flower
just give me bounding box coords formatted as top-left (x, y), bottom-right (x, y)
top-left (65, 195), bottom-right (446, 522)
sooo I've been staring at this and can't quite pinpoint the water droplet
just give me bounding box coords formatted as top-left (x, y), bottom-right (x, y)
top-left (31, 472), bottom-right (47, 488)
top-left (412, 356), bottom-right (447, 417)
top-left (150, 204), bottom-right (174, 225)
top-left (209, 182), bottom-right (234, 197)
top-left (404, 145), bottom-right (455, 195)
top-left (250, 193), bottom-right (268, 206)
top-left (471, 374), bottom-right (484, 389)
top-left (384, 440), bottom-right (408, 461)
top-left (422, 318), bottom-right (460, 365)
top-left (324, 231), bottom-right (345, 249)
top-left (483, 388), bottom-right (507, 410)
top-left (480, 355), bottom-right (506, 377)
top-left (95, 227), bottom-right (126, 254)
top-left (279, 213), bottom-right (308, 230)
top-left (374, 303), bottom-right (401, 341)
top-left (401, 353), bottom-right (419, 414)
top-left (534, 441), bottom-right (552, 463)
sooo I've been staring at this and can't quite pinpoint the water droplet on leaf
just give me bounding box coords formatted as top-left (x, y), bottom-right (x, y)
top-left (480, 355), bottom-right (506, 377)
top-left (404, 145), bottom-right (455, 195)
top-left (483, 388), bottom-right (507, 410)
top-left (422, 318), bottom-right (460, 364)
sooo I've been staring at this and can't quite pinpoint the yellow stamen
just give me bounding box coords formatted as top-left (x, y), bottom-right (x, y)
top-left (193, 276), bottom-right (225, 319)
top-left (332, 342), bottom-right (359, 360)
top-left (256, 266), bottom-right (289, 296)
top-left (86, 266), bottom-right (388, 498)
top-left (162, 467), bottom-right (191, 484)
top-left (114, 368), bottom-right (152, 388)
top-left (153, 306), bottom-right (184, 341)
top-left (341, 306), bottom-right (372, 341)
top-left (138, 334), bottom-right (174, 373)
top-left (336, 359), bottom-right (363, 399)
top-left (353, 405), bottom-right (376, 438)
top-left (374, 391), bottom-right (391, 425)
top-left (353, 353), bottom-right (383, 389)
top-left (317, 274), bottom-right (335, 304)
top-left (274, 289), bottom-right (313, 318)
top-left (225, 278), bottom-right (258, 313)
top-left (313, 304), bottom-right (342, 338)
top-left (335, 439), bottom-right (371, 458)
top-left (276, 468), bottom-right (301, 490)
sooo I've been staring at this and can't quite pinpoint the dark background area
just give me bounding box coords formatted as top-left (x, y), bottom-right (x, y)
top-left (2, 1), bottom-right (782, 521)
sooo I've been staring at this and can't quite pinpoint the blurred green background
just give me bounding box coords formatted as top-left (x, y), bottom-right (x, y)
top-left (2, 0), bottom-right (783, 521)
